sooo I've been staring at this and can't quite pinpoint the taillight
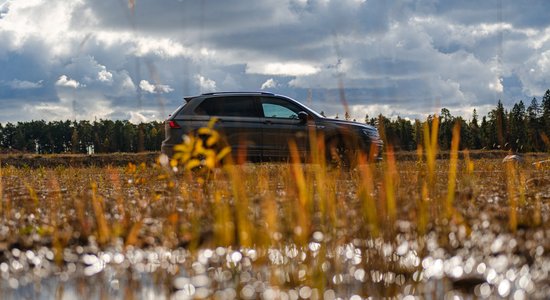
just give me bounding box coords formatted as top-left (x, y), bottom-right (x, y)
top-left (168, 120), bottom-right (181, 129)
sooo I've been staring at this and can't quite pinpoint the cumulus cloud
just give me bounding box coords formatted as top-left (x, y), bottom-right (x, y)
top-left (98, 68), bottom-right (112, 82)
top-left (247, 62), bottom-right (320, 76)
top-left (261, 78), bottom-right (278, 90)
top-left (55, 75), bottom-right (81, 88)
top-left (139, 80), bottom-right (174, 94)
top-left (196, 75), bottom-right (217, 92)
top-left (1, 0), bottom-right (550, 122)
top-left (139, 80), bottom-right (155, 93)
top-left (128, 111), bottom-right (148, 124)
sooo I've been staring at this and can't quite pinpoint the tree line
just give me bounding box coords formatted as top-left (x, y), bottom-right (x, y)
top-left (2, 89), bottom-right (550, 154)
top-left (344, 89), bottom-right (550, 153)
top-left (0, 120), bottom-right (164, 154)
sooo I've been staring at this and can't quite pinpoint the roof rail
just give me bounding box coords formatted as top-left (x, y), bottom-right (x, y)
top-left (201, 91), bottom-right (275, 96)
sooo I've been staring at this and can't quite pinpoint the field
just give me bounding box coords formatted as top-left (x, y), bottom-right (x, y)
top-left (1, 148), bottom-right (550, 299)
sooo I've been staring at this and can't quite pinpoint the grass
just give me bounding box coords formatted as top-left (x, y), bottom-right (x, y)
top-left (0, 125), bottom-right (550, 298)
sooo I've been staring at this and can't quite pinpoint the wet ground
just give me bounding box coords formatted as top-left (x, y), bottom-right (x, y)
top-left (0, 158), bottom-right (549, 299)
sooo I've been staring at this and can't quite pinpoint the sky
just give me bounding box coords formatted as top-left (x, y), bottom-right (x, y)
top-left (1, 0), bottom-right (550, 124)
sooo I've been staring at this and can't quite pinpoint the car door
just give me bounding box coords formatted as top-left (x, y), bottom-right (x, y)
top-left (260, 97), bottom-right (309, 160)
top-left (192, 96), bottom-right (263, 160)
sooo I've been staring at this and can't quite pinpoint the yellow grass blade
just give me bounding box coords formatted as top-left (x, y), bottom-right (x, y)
top-left (505, 161), bottom-right (517, 232)
top-left (358, 155), bottom-right (379, 237)
top-left (91, 182), bottom-right (111, 245)
top-left (125, 221), bottom-right (143, 247)
top-left (445, 122), bottom-right (460, 218)
top-left (383, 146), bottom-right (397, 223)
top-left (289, 139), bottom-right (310, 244)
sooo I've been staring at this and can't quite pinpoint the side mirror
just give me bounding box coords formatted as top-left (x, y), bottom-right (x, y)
top-left (298, 111), bottom-right (309, 123)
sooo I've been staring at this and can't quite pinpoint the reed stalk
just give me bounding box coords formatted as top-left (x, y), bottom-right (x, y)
top-left (445, 122), bottom-right (460, 218)
top-left (91, 182), bottom-right (111, 245)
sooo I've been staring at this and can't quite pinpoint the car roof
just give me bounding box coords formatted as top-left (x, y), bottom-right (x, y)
top-left (184, 91), bottom-right (277, 102)
top-left (200, 91), bottom-right (275, 96)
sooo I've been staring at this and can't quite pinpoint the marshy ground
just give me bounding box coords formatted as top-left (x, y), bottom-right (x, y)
top-left (0, 153), bottom-right (550, 299)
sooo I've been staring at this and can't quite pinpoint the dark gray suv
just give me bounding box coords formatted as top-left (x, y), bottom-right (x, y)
top-left (161, 92), bottom-right (382, 164)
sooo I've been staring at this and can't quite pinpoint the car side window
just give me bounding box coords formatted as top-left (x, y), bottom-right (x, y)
top-left (261, 97), bottom-right (301, 119)
top-left (195, 96), bottom-right (258, 117)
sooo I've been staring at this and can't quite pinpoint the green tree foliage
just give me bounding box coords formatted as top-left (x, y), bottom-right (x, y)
top-left (527, 98), bottom-right (542, 151)
top-left (0, 120), bottom-right (165, 154)
top-left (469, 109), bottom-right (482, 149)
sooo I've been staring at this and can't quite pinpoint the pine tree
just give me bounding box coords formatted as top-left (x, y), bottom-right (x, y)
top-left (509, 101), bottom-right (526, 151)
top-left (492, 100), bottom-right (507, 148)
top-left (527, 97), bottom-right (542, 151)
top-left (469, 109), bottom-right (482, 149)
top-left (344, 111), bottom-right (351, 121)
top-left (542, 89), bottom-right (550, 140)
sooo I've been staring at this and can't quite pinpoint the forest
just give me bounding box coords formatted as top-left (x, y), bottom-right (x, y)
top-left (0, 119), bottom-right (164, 154)
top-left (1, 89), bottom-right (550, 154)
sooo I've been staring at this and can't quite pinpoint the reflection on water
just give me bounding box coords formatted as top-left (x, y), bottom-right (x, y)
top-left (1, 221), bottom-right (549, 299)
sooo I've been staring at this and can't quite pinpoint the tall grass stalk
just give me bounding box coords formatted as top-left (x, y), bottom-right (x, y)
top-left (358, 155), bottom-right (379, 237)
top-left (308, 129), bottom-right (332, 232)
top-left (505, 161), bottom-right (518, 232)
top-left (108, 166), bottom-right (128, 237)
top-left (289, 140), bottom-right (311, 245)
top-left (383, 146), bottom-right (397, 224)
top-left (445, 122), bottom-right (460, 218)
top-left (423, 116), bottom-right (439, 187)
top-left (91, 182), bottom-right (111, 245)
top-left (48, 174), bottom-right (67, 265)
top-left (225, 164), bottom-right (253, 247)
top-left (25, 183), bottom-right (39, 214)
top-left (418, 182), bottom-right (429, 236)
top-left (258, 167), bottom-right (278, 247)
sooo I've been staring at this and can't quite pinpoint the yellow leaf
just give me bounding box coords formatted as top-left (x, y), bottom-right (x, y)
top-left (198, 127), bottom-right (213, 136)
top-left (216, 147), bottom-right (231, 161)
top-left (173, 144), bottom-right (188, 152)
top-left (207, 117), bottom-right (218, 128)
top-left (170, 159), bottom-right (178, 168)
top-left (206, 132), bottom-right (219, 147)
top-left (204, 155), bottom-right (216, 169)
top-left (185, 159), bottom-right (201, 170)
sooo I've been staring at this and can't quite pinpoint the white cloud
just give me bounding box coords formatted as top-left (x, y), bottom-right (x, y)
top-left (7, 79), bottom-right (43, 89)
top-left (98, 68), bottom-right (112, 82)
top-left (139, 79), bottom-right (174, 94)
top-left (488, 77), bottom-right (504, 93)
top-left (132, 37), bottom-right (192, 58)
top-left (261, 78), bottom-right (278, 90)
top-left (139, 80), bottom-right (155, 93)
top-left (128, 111), bottom-right (148, 124)
top-left (55, 75), bottom-right (81, 88)
top-left (196, 75), bottom-right (217, 92)
top-left (247, 62), bottom-right (320, 76)
top-left (1, 0), bottom-right (550, 123)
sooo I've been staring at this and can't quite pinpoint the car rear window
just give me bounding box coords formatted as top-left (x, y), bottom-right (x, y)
top-left (195, 96), bottom-right (258, 117)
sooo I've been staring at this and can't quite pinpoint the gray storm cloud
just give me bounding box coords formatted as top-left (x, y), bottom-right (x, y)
top-left (0, 0), bottom-right (549, 123)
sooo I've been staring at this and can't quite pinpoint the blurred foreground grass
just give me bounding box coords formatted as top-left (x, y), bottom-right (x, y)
top-left (0, 150), bottom-right (550, 298)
